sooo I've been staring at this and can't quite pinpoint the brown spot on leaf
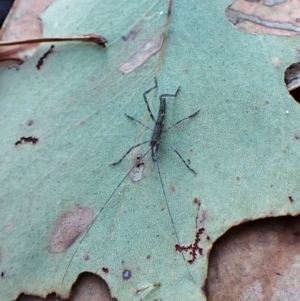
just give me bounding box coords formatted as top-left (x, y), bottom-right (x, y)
top-left (48, 206), bottom-right (93, 253)
top-left (119, 33), bottom-right (163, 74)
top-left (193, 197), bottom-right (200, 205)
top-left (175, 228), bottom-right (204, 264)
top-left (15, 136), bottom-right (38, 146)
top-left (102, 267), bottom-right (109, 274)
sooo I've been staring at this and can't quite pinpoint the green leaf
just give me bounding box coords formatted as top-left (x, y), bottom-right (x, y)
top-left (1, 0), bottom-right (300, 300)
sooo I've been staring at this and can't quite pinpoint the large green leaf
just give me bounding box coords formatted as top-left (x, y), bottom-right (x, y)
top-left (1, 0), bottom-right (300, 300)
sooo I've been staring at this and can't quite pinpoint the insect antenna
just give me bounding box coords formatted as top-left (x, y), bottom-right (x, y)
top-left (62, 148), bottom-right (151, 283)
top-left (155, 160), bottom-right (196, 283)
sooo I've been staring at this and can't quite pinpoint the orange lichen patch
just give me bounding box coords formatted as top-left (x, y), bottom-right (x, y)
top-left (0, 0), bottom-right (53, 63)
top-left (49, 206), bottom-right (93, 253)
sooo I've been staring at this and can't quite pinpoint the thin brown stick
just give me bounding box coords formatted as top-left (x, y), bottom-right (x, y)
top-left (0, 34), bottom-right (107, 47)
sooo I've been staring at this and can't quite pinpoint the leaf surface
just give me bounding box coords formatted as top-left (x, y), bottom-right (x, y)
top-left (1, 0), bottom-right (300, 300)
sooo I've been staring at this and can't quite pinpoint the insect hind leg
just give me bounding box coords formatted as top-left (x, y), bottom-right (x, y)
top-left (170, 146), bottom-right (197, 174)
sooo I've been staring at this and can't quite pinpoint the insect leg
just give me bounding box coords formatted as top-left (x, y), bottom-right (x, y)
top-left (163, 109), bottom-right (200, 132)
top-left (160, 141), bottom-right (197, 174)
top-left (125, 114), bottom-right (153, 132)
top-left (110, 141), bottom-right (150, 165)
top-left (143, 77), bottom-right (158, 122)
top-left (159, 85), bottom-right (181, 101)
top-left (171, 147), bottom-right (197, 174)
top-left (155, 160), bottom-right (195, 283)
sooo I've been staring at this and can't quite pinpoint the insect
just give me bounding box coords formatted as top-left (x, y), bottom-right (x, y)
top-left (63, 78), bottom-right (200, 282)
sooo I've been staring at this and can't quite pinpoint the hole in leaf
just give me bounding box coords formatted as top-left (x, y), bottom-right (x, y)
top-left (14, 272), bottom-right (115, 301)
top-left (206, 215), bottom-right (300, 300)
top-left (284, 62), bottom-right (300, 103)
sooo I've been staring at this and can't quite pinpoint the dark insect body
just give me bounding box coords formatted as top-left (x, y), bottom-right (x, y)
top-left (62, 78), bottom-right (200, 282)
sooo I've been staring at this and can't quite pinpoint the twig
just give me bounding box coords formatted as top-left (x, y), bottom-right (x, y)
top-left (0, 34), bottom-right (107, 47)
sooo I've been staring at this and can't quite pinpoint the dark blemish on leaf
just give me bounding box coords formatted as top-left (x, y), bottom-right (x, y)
top-left (167, 0), bottom-right (173, 17)
top-left (36, 45), bottom-right (55, 70)
top-left (289, 196), bottom-right (294, 203)
top-left (193, 197), bottom-right (200, 205)
top-left (146, 254), bottom-right (151, 259)
top-left (1, 272), bottom-right (4, 277)
top-left (275, 272), bottom-right (282, 276)
top-left (170, 186), bottom-right (176, 192)
top-left (236, 176), bottom-right (240, 181)
top-left (102, 267), bottom-right (109, 273)
top-left (27, 120), bottom-right (34, 126)
top-left (48, 206), bottom-right (93, 253)
top-left (122, 269), bottom-right (132, 280)
top-left (175, 228), bottom-right (205, 264)
top-left (294, 134), bottom-right (299, 140)
top-left (201, 282), bottom-right (207, 294)
top-left (122, 29), bottom-right (139, 41)
top-left (15, 136), bottom-right (38, 146)
top-left (206, 235), bottom-right (210, 240)
top-left (7, 61), bottom-right (23, 70)
top-left (196, 209), bottom-right (207, 227)
top-left (83, 254), bottom-right (90, 261)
